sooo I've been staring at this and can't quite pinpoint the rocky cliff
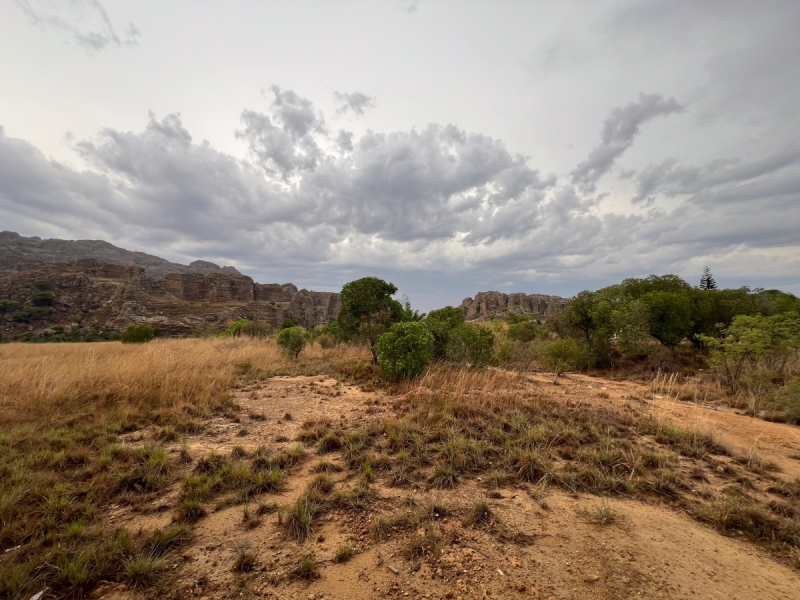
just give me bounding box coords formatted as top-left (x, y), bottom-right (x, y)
top-left (0, 243), bottom-right (339, 339)
top-left (461, 291), bottom-right (568, 321)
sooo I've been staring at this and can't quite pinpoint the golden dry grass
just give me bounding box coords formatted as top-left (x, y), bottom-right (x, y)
top-left (0, 338), bottom-right (368, 429)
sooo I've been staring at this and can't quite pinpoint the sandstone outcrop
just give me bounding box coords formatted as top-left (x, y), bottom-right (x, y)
top-left (461, 291), bottom-right (568, 321)
top-left (0, 247), bottom-right (339, 338)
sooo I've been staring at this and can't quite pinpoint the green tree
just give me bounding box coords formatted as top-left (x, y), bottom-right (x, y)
top-left (280, 319), bottom-right (297, 330)
top-left (338, 277), bottom-right (404, 363)
top-left (400, 295), bottom-right (425, 321)
top-left (559, 290), bottom-right (599, 343)
top-left (277, 326), bottom-right (306, 358)
top-left (446, 324), bottom-right (495, 367)
top-left (698, 312), bottom-right (800, 395)
top-left (0, 299), bottom-right (20, 314)
top-left (507, 319), bottom-right (544, 343)
top-left (375, 321), bottom-right (434, 380)
top-left (31, 292), bottom-right (55, 306)
top-left (640, 291), bottom-right (693, 346)
top-left (120, 323), bottom-right (156, 344)
top-left (544, 338), bottom-right (582, 381)
top-left (424, 306), bottom-right (466, 360)
top-left (699, 266), bottom-right (717, 290)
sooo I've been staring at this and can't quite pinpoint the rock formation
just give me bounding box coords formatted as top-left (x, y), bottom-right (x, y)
top-left (0, 237), bottom-right (339, 338)
top-left (461, 291), bottom-right (568, 321)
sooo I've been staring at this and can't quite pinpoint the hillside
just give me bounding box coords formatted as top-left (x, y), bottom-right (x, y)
top-left (0, 233), bottom-right (339, 339)
top-left (0, 231), bottom-right (242, 278)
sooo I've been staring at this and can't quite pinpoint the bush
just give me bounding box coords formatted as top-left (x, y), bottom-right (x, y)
top-left (280, 319), bottom-right (297, 330)
top-left (446, 325), bottom-right (495, 367)
top-left (773, 377), bottom-right (800, 424)
top-left (424, 306), bottom-right (466, 360)
top-left (11, 307), bottom-right (50, 322)
top-left (33, 279), bottom-right (52, 291)
top-left (0, 299), bottom-right (21, 314)
top-left (277, 326), bottom-right (306, 358)
top-left (316, 334), bottom-right (336, 349)
top-left (507, 319), bottom-right (543, 343)
top-left (375, 321), bottom-right (434, 380)
top-left (544, 338), bottom-right (582, 377)
top-left (121, 323), bottom-right (156, 344)
top-left (31, 292), bottom-right (55, 306)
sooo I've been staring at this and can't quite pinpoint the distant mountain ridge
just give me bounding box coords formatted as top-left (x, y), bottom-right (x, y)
top-left (0, 231), bottom-right (241, 279)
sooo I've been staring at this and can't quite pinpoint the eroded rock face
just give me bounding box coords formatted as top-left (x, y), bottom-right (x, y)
top-left (460, 291), bottom-right (568, 321)
top-left (0, 254), bottom-right (340, 338)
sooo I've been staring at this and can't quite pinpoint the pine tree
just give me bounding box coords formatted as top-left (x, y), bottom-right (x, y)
top-left (700, 266), bottom-right (717, 290)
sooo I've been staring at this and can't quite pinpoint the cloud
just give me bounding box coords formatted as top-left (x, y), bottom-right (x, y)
top-left (631, 144), bottom-right (800, 206)
top-left (570, 94), bottom-right (683, 192)
top-left (334, 91), bottom-right (377, 117)
top-left (14, 0), bottom-right (139, 51)
top-left (1, 88), bottom-right (798, 304)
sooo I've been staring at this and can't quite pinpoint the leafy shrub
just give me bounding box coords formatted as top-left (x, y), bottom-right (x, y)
top-left (121, 323), bottom-right (156, 344)
top-left (507, 319), bottom-right (543, 342)
top-left (316, 334), bottom-right (336, 349)
top-left (33, 279), bottom-right (52, 291)
top-left (424, 306), bottom-right (466, 360)
top-left (446, 324), bottom-right (495, 367)
top-left (280, 319), bottom-right (297, 330)
top-left (773, 378), bottom-right (800, 424)
top-left (11, 307), bottom-right (50, 322)
top-left (277, 326), bottom-right (306, 358)
top-left (0, 299), bottom-right (21, 314)
top-left (375, 321), bottom-right (434, 379)
top-left (32, 292), bottom-right (55, 306)
top-left (544, 338), bottom-right (582, 376)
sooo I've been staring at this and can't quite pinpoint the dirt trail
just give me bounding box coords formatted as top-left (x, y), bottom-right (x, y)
top-left (102, 374), bottom-right (800, 600)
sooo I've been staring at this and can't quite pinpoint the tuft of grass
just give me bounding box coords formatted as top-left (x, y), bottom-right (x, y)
top-left (307, 474), bottom-right (335, 500)
top-left (295, 555), bottom-right (318, 579)
top-left (430, 464), bottom-right (458, 489)
top-left (334, 541), bottom-right (355, 563)
top-left (507, 449), bottom-right (552, 484)
top-left (404, 528), bottom-right (442, 561)
top-left (286, 495), bottom-right (320, 541)
top-left (148, 523), bottom-right (192, 555)
top-left (175, 499), bottom-right (206, 524)
top-left (158, 425), bottom-right (177, 442)
top-left (586, 503), bottom-right (616, 526)
top-left (124, 552), bottom-right (167, 589)
top-left (464, 499), bottom-right (494, 528)
top-left (234, 548), bottom-right (257, 572)
top-left (231, 445), bottom-right (248, 459)
top-left (317, 431), bottom-right (343, 454)
top-left (312, 459), bottom-right (342, 473)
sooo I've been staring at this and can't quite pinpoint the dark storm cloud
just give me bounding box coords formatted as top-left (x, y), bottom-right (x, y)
top-left (14, 0), bottom-right (139, 51)
top-left (570, 94), bottom-right (683, 192)
top-left (334, 91), bottom-right (377, 117)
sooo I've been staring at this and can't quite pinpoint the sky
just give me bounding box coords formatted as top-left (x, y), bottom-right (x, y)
top-left (1, 0), bottom-right (799, 310)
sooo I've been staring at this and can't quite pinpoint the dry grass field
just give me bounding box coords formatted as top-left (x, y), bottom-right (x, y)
top-left (2, 339), bottom-right (800, 599)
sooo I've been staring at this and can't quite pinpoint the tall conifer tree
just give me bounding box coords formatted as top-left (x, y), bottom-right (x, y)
top-left (700, 266), bottom-right (717, 290)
